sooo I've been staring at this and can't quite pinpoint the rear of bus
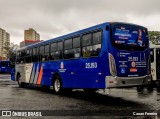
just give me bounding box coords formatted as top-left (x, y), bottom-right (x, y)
top-left (0, 61), bottom-right (11, 73)
top-left (106, 22), bottom-right (151, 88)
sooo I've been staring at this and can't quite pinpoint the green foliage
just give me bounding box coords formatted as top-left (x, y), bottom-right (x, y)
top-left (3, 42), bottom-right (19, 59)
top-left (148, 31), bottom-right (160, 44)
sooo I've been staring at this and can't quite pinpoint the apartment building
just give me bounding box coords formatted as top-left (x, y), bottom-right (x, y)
top-left (20, 28), bottom-right (40, 48)
top-left (0, 28), bottom-right (10, 58)
top-left (24, 28), bottom-right (40, 41)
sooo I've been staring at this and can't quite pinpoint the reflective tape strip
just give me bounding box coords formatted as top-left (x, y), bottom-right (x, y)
top-left (34, 64), bottom-right (39, 84)
top-left (37, 66), bottom-right (43, 85)
top-left (29, 64), bottom-right (35, 83)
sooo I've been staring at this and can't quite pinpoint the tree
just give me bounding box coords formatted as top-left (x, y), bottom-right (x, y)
top-left (3, 41), bottom-right (19, 59)
top-left (148, 31), bottom-right (160, 44)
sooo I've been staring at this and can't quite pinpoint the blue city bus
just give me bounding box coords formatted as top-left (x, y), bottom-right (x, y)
top-left (0, 60), bottom-right (11, 73)
top-left (13, 22), bottom-right (151, 93)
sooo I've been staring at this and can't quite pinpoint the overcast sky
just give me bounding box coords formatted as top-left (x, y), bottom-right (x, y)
top-left (0, 0), bottom-right (160, 45)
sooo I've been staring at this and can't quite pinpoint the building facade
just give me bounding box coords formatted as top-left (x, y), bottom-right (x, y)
top-left (24, 28), bottom-right (40, 41)
top-left (20, 28), bottom-right (40, 48)
top-left (0, 28), bottom-right (10, 59)
top-left (20, 40), bottom-right (40, 48)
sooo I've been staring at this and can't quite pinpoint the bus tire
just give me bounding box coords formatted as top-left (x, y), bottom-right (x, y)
top-left (53, 75), bottom-right (63, 94)
top-left (17, 74), bottom-right (25, 88)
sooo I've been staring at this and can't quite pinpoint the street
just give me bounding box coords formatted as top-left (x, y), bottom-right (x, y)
top-left (0, 74), bottom-right (160, 119)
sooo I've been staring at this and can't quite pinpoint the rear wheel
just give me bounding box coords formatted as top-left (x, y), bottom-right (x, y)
top-left (17, 74), bottom-right (25, 88)
top-left (53, 75), bottom-right (63, 94)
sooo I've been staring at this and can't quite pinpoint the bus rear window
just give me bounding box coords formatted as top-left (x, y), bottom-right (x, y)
top-left (111, 23), bottom-right (148, 50)
top-left (1, 62), bottom-right (7, 67)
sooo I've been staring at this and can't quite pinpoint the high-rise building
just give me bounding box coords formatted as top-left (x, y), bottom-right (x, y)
top-left (20, 28), bottom-right (40, 48)
top-left (24, 28), bottom-right (40, 41)
top-left (0, 28), bottom-right (10, 59)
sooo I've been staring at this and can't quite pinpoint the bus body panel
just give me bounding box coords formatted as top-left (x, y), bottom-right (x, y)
top-left (151, 48), bottom-right (157, 81)
top-left (13, 22), bottom-right (151, 90)
top-left (150, 44), bottom-right (160, 81)
top-left (0, 60), bottom-right (11, 73)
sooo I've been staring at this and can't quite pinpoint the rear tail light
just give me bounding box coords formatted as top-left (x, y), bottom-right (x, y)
top-left (109, 53), bottom-right (117, 76)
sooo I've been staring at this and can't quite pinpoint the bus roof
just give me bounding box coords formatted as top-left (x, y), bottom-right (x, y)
top-left (17, 22), bottom-right (147, 51)
top-left (0, 60), bottom-right (10, 62)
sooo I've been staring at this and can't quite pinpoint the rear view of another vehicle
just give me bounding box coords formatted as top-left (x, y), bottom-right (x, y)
top-left (0, 60), bottom-right (11, 73)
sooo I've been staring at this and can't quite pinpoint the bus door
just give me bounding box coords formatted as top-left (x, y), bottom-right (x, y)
top-left (156, 49), bottom-right (160, 80)
top-left (150, 49), bottom-right (156, 80)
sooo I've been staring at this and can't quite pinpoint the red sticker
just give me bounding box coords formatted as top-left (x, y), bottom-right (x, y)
top-left (130, 68), bottom-right (137, 72)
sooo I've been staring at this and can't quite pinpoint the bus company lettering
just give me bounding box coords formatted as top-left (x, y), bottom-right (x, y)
top-left (119, 52), bottom-right (130, 57)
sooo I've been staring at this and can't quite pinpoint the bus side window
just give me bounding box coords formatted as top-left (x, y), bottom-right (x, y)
top-left (39, 46), bottom-right (45, 62)
top-left (82, 46), bottom-right (91, 58)
top-left (64, 39), bottom-right (75, 59)
top-left (32, 47), bottom-right (39, 62)
top-left (50, 42), bottom-right (58, 60)
top-left (20, 50), bottom-right (25, 63)
top-left (58, 42), bottom-right (63, 59)
top-left (82, 31), bottom-right (101, 58)
top-left (73, 37), bottom-right (80, 58)
top-left (25, 49), bottom-right (32, 63)
top-left (91, 31), bottom-right (101, 56)
top-left (44, 44), bottom-right (50, 61)
top-left (82, 33), bottom-right (91, 58)
top-left (16, 51), bottom-right (21, 64)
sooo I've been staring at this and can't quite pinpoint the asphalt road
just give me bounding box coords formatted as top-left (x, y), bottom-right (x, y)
top-left (0, 74), bottom-right (160, 119)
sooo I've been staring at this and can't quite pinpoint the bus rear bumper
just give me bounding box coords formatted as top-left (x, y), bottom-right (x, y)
top-left (105, 75), bottom-right (151, 88)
